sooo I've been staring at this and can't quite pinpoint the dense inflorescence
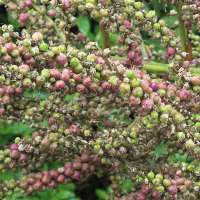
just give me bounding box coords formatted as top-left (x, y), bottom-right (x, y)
top-left (1, 0), bottom-right (200, 199)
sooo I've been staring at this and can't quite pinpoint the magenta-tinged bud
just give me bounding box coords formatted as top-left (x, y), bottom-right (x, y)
top-left (141, 185), bottom-right (151, 195)
top-left (81, 153), bottom-right (90, 162)
top-left (110, 86), bottom-right (119, 93)
top-left (123, 20), bottom-right (131, 27)
top-left (133, 56), bottom-right (142, 66)
top-left (158, 82), bottom-right (167, 90)
top-left (69, 125), bottom-right (78, 134)
top-left (184, 179), bottom-right (192, 187)
top-left (166, 47), bottom-right (175, 55)
top-left (15, 88), bottom-right (24, 97)
top-left (19, 13), bottom-right (29, 22)
top-left (55, 54), bottom-right (67, 65)
top-left (99, 19), bottom-right (107, 29)
top-left (18, 1), bottom-right (26, 9)
top-left (65, 162), bottom-right (73, 168)
top-left (19, 64), bottom-right (30, 71)
top-left (184, 21), bottom-right (192, 29)
top-left (25, 0), bottom-right (32, 8)
top-left (149, 82), bottom-right (159, 92)
top-left (140, 79), bottom-right (149, 91)
top-left (141, 98), bottom-right (154, 111)
top-left (47, 9), bottom-right (56, 18)
top-left (5, 85), bottom-right (15, 95)
top-left (191, 75), bottom-right (200, 85)
top-left (10, 143), bottom-right (18, 150)
top-left (194, 0), bottom-right (200, 6)
top-left (33, 181), bottom-right (42, 190)
top-left (10, 150), bottom-right (20, 159)
top-left (64, 167), bottom-right (74, 176)
top-left (72, 74), bottom-right (82, 82)
top-left (72, 171), bottom-right (80, 179)
top-left (41, 175), bottom-right (51, 185)
top-left (77, 33), bottom-right (85, 40)
top-left (92, 154), bottom-right (101, 163)
top-left (0, 88), bottom-right (4, 97)
top-left (50, 69), bottom-right (60, 79)
top-left (54, 80), bottom-right (65, 90)
top-left (101, 81), bottom-right (110, 91)
top-left (190, 59), bottom-right (198, 67)
top-left (18, 154), bottom-right (28, 163)
top-left (99, 0), bottom-right (106, 6)
top-left (142, 74), bottom-right (150, 81)
top-left (130, 42), bottom-right (138, 50)
top-left (178, 90), bottom-right (188, 101)
top-left (4, 43), bottom-right (14, 53)
top-left (116, 36), bottom-right (124, 45)
top-left (81, 163), bottom-right (90, 173)
top-left (152, 190), bottom-right (161, 199)
top-left (57, 174), bottom-right (65, 183)
top-left (167, 84), bottom-right (177, 92)
top-left (127, 51), bottom-right (137, 60)
top-left (96, 56), bottom-right (104, 64)
top-left (62, 0), bottom-right (71, 8)
top-left (48, 117), bottom-right (56, 125)
top-left (136, 193), bottom-right (146, 200)
top-left (167, 185), bottom-right (178, 195)
top-left (165, 53), bottom-right (171, 60)
top-left (89, 165), bottom-right (95, 173)
top-left (82, 77), bottom-right (92, 87)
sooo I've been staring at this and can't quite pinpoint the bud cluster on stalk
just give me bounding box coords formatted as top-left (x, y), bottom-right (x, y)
top-left (0, 0), bottom-right (200, 199)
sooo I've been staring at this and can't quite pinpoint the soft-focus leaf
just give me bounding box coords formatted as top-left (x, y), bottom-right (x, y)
top-left (76, 13), bottom-right (90, 36)
top-left (95, 189), bottom-right (107, 199)
top-left (54, 191), bottom-right (75, 199)
top-left (7, 10), bottom-right (19, 31)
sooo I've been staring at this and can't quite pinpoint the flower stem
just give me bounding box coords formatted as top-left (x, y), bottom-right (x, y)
top-left (111, 56), bottom-right (200, 80)
top-left (176, 0), bottom-right (186, 53)
top-left (138, 32), bottom-right (149, 61)
top-left (94, 0), bottom-right (110, 49)
top-left (100, 28), bottom-right (111, 50)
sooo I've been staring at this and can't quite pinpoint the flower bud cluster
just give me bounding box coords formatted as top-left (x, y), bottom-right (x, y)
top-left (0, 0), bottom-right (200, 199)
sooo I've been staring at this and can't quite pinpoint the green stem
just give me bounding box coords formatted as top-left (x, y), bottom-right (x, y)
top-left (110, 56), bottom-right (200, 80)
top-left (126, 116), bottom-right (140, 131)
top-left (67, 93), bottom-right (81, 111)
top-left (24, 22), bottom-right (29, 30)
top-left (100, 28), bottom-right (108, 50)
top-left (138, 33), bottom-right (148, 60)
top-left (94, 0), bottom-right (110, 49)
top-left (176, 0), bottom-right (186, 53)
top-left (32, 5), bottom-right (66, 43)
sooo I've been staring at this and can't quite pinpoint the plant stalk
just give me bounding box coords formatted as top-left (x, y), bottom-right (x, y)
top-left (175, 0), bottom-right (186, 53)
top-left (94, 0), bottom-right (111, 49)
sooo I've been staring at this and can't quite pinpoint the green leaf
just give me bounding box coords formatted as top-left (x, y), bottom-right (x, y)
top-left (65, 183), bottom-right (76, 190)
top-left (54, 191), bottom-right (75, 199)
top-left (95, 189), bottom-right (107, 199)
top-left (88, 32), bottom-right (95, 41)
top-left (76, 13), bottom-right (90, 36)
top-left (7, 11), bottom-right (19, 31)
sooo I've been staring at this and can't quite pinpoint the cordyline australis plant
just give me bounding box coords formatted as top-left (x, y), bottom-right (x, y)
top-left (2, 0), bottom-right (200, 199)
